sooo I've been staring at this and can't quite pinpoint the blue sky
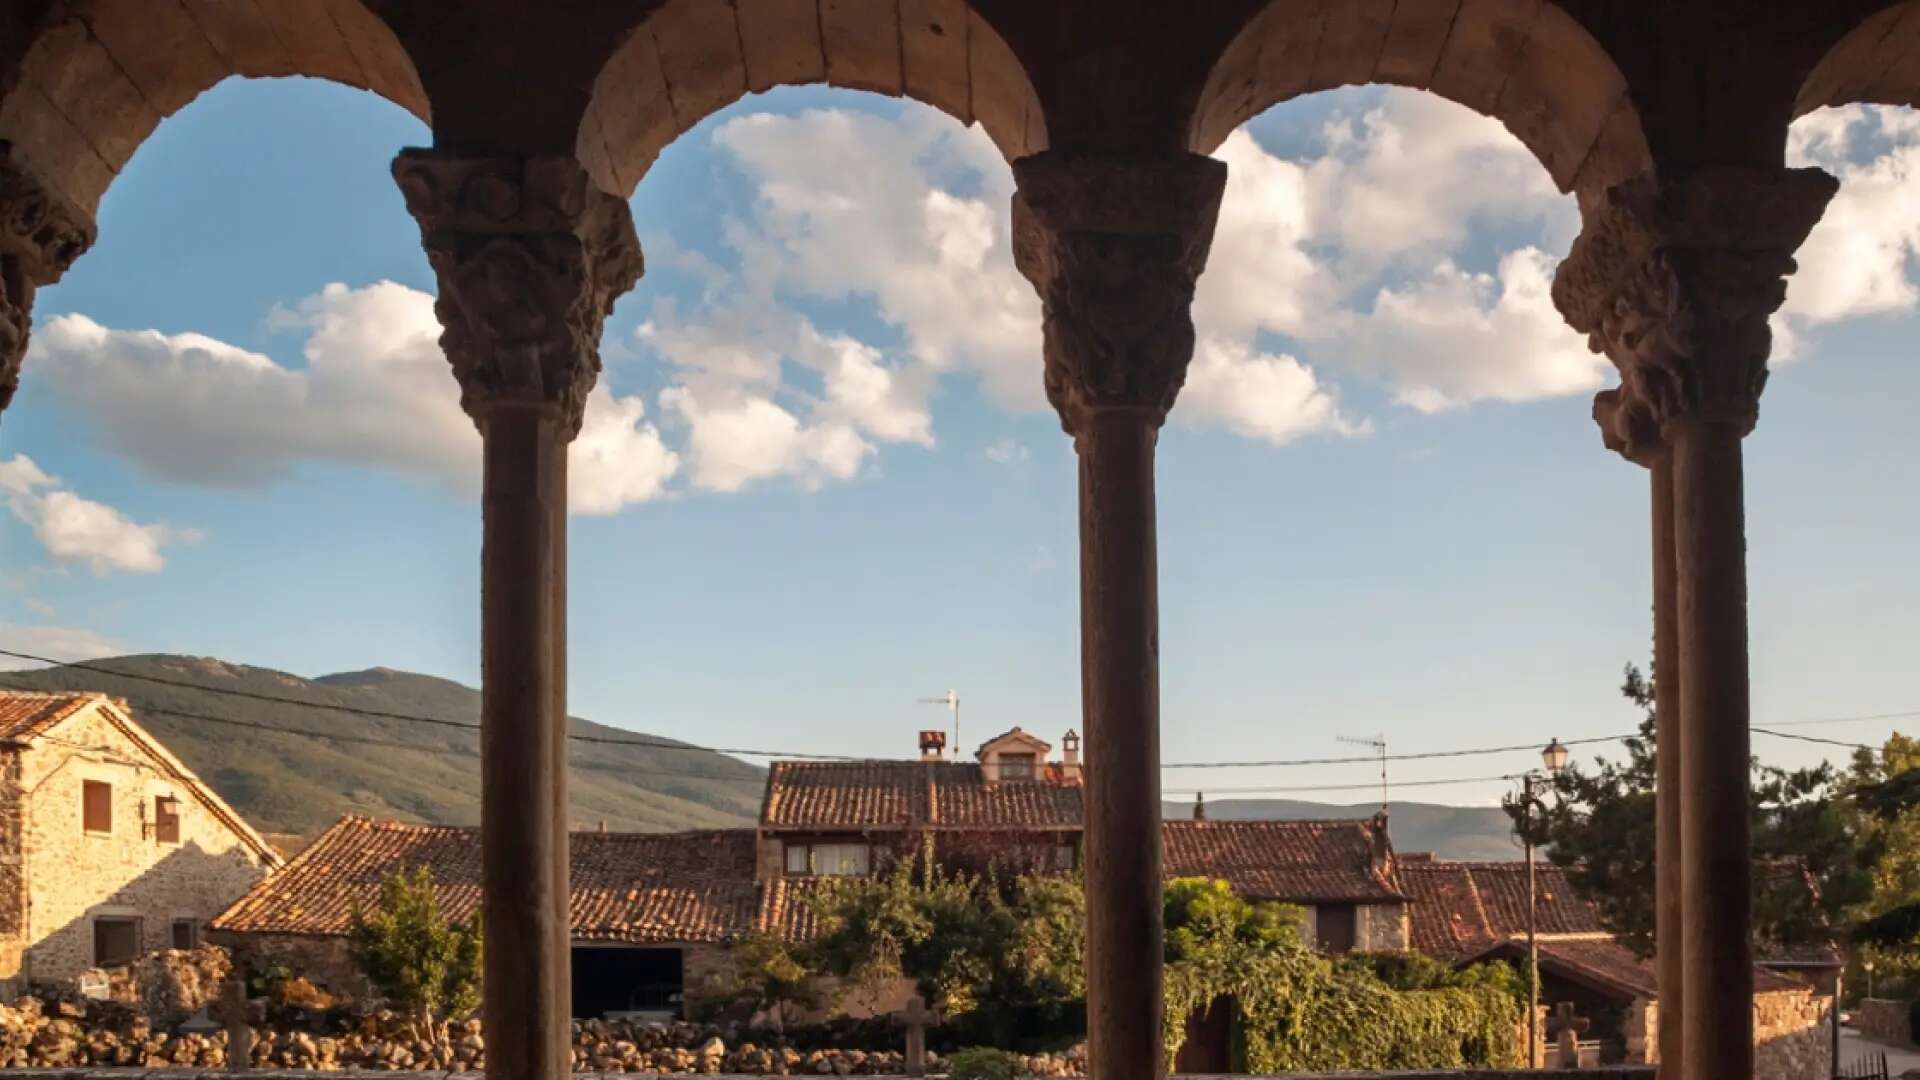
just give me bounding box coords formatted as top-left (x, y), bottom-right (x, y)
top-left (2, 78), bottom-right (1917, 808)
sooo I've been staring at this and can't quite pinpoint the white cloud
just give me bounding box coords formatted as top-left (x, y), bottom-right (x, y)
top-left (1177, 336), bottom-right (1363, 444)
top-left (0, 453), bottom-right (200, 575)
top-left (22, 599), bottom-right (54, 618)
top-left (0, 622), bottom-right (126, 670)
top-left (660, 387), bottom-right (872, 493)
top-left (985, 437), bottom-right (1029, 465)
top-left (1336, 248), bottom-right (1606, 412)
top-left (1785, 105), bottom-right (1920, 330)
top-left (27, 282), bottom-right (677, 515)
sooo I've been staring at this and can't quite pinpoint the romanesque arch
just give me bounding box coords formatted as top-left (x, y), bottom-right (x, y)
top-left (575, 0), bottom-right (1046, 199)
top-left (1, 0), bottom-right (428, 217)
top-left (1187, 0), bottom-right (1652, 199)
top-left (1797, 1), bottom-right (1920, 118)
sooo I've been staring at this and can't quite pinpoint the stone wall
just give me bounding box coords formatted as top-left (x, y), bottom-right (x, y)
top-left (1753, 987), bottom-right (1830, 1080)
top-left (1358, 900), bottom-right (1409, 951)
top-left (210, 932), bottom-right (366, 1000)
top-left (19, 707), bottom-right (271, 985)
top-left (0, 1070), bottom-right (1664, 1079)
top-left (0, 750), bottom-right (26, 991)
top-left (1858, 998), bottom-right (1910, 1046)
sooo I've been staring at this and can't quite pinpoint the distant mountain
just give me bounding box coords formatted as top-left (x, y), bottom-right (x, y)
top-left (0, 654), bottom-right (765, 837)
top-left (1165, 797), bottom-right (1524, 862)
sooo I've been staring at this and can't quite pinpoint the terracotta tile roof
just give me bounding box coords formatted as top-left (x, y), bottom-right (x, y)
top-left (213, 817), bottom-right (763, 944)
top-left (0, 690), bottom-right (94, 743)
top-left (762, 760), bottom-right (1081, 831)
top-left (1162, 820), bottom-right (1403, 902)
top-left (1398, 860), bottom-right (1602, 957)
top-left (1469, 937), bottom-right (1807, 1001)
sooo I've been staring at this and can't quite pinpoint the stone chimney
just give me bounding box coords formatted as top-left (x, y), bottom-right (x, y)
top-left (918, 730), bottom-right (947, 761)
top-left (1369, 809), bottom-right (1393, 877)
top-left (1060, 728), bottom-right (1081, 780)
top-left (1193, 792), bottom-right (1206, 821)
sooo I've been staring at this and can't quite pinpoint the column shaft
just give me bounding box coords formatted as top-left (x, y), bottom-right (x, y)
top-left (480, 406), bottom-right (571, 1080)
top-left (1652, 456), bottom-right (1684, 1075)
top-left (1672, 419), bottom-right (1753, 1080)
top-left (1078, 409), bottom-right (1164, 1080)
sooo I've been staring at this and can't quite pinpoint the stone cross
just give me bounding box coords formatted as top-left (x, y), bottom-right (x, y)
top-left (894, 995), bottom-right (940, 1076)
top-left (1553, 1001), bottom-right (1589, 1069)
top-left (220, 979), bottom-right (252, 1072)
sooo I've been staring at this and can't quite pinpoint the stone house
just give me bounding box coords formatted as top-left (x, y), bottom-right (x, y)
top-left (1396, 855), bottom-right (1834, 1079)
top-left (0, 691), bottom-right (281, 989)
top-left (758, 727), bottom-right (1410, 952)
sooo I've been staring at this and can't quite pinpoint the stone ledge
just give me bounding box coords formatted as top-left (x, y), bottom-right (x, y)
top-left (0, 1070), bottom-right (1660, 1080)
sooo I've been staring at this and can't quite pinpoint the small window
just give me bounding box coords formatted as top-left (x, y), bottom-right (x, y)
top-left (93, 917), bottom-right (140, 966)
top-left (813, 842), bottom-right (869, 876)
top-left (999, 753), bottom-right (1037, 780)
top-left (1315, 904), bottom-right (1358, 954)
top-left (83, 781), bottom-right (112, 834)
top-left (785, 843), bottom-right (809, 875)
top-left (154, 796), bottom-right (180, 844)
top-left (170, 919), bottom-right (197, 951)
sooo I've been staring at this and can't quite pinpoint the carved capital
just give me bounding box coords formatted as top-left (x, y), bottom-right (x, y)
top-left (1553, 167), bottom-right (1837, 447)
top-left (1011, 151), bottom-right (1227, 438)
top-left (392, 150), bottom-right (642, 437)
top-left (0, 143), bottom-right (95, 416)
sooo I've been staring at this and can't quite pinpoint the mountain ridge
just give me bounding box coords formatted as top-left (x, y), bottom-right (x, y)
top-left (0, 654), bottom-right (766, 836)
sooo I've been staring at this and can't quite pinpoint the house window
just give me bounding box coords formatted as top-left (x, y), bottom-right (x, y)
top-left (1052, 843), bottom-right (1077, 871)
top-left (784, 841), bottom-right (871, 876)
top-left (83, 781), bottom-right (112, 834)
top-left (154, 796), bottom-right (181, 844)
top-left (171, 919), bottom-right (197, 951)
top-left (999, 753), bottom-right (1037, 780)
top-left (93, 917), bottom-right (140, 967)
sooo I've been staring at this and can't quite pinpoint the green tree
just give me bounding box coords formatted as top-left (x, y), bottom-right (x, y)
top-left (1508, 662), bottom-right (1873, 955)
top-left (1839, 734), bottom-right (1920, 988)
top-left (346, 866), bottom-right (483, 1038)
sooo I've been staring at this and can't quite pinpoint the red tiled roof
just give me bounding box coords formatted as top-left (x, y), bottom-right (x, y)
top-left (762, 761), bottom-right (1081, 831)
top-left (1467, 937), bottom-right (1807, 1001)
top-left (213, 817), bottom-right (763, 944)
top-left (0, 691), bottom-right (93, 742)
top-left (1162, 820), bottom-right (1403, 902)
top-left (1398, 860), bottom-right (1602, 957)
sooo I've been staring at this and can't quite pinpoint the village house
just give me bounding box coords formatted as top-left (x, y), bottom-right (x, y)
top-left (213, 729), bottom-right (1411, 1017)
top-left (1396, 855), bottom-right (1836, 1079)
top-left (0, 691), bottom-right (281, 990)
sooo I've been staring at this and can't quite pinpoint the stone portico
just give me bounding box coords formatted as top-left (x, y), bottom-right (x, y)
top-left (0, 4), bottom-right (1905, 1079)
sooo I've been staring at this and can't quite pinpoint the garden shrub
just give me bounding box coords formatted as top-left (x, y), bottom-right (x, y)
top-left (947, 1046), bottom-right (1027, 1080)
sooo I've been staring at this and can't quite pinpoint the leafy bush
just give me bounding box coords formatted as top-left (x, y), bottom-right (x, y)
top-left (947, 1046), bottom-right (1028, 1080)
top-left (347, 866), bottom-right (482, 1038)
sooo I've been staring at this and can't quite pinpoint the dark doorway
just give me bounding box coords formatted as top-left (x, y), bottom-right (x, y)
top-left (1315, 903), bottom-right (1358, 953)
top-left (571, 946), bottom-right (684, 1019)
top-left (1174, 995), bottom-right (1236, 1073)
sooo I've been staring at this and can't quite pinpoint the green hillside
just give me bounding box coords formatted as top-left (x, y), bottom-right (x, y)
top-left (0, 654), bottom-right (765, 837)
top-left (1166, 797), bottom-right (1523, 861)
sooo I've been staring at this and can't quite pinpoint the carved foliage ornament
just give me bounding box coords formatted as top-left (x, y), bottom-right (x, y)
top-left (0, 142), bottom-right (95, 417)
top-left (1011, 151), bottom-right (1227, 437)
top-left (393, 151), bottom-right (642, 437)
top-left (1553, 167), bottom-right (1837, 451)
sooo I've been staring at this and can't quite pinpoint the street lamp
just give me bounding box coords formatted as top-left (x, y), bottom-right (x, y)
top-left (1522, 740), bottom-right (1567, 1068)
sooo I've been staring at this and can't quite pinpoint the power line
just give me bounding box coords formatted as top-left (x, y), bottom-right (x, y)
top-left (1762, 709), bottom-right (1920, 728)
top-left (1161, 734), bottom-right (1631, 770)
top-left (1751, 727), bottom-right (1881, 752)
top-left (1164, 773), bottom-right (1522, 796)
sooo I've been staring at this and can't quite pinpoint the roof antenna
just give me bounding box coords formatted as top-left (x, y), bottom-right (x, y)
top-left (917, 690), bottom-right (959, 758)
top-left (1337, 733), bottom-right (1389, 813)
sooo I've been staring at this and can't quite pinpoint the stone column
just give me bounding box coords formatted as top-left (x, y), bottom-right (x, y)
top-left (1554, 167), bottom-right (1836, 1080)
top-left (0, 147), bottom-right (95, 420)
top-left (394, 151), bottom-right (641, 1080)
top-left (1592, 381), bottom-right (1684, 1072)
top-left (1012, 151), bottom-right (1226, 1080)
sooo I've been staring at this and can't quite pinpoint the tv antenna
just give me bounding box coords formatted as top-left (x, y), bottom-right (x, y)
top-left (1337, 733), bottom-right (1389, 812)
top-left (918, 690), bottom-right (959, 757)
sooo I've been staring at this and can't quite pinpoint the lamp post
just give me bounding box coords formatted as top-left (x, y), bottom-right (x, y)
top-left (1865, 959), bottom-right (1876, 1000)
top-left (1524, 738), bottom-right (1569, 1068)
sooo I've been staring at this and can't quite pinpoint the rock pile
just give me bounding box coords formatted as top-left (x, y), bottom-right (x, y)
top-left (0, 994), bottom-right (1089, 1074)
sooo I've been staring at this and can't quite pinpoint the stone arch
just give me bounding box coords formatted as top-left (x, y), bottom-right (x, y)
top-left (577, 0), bottom-right (1047, 199)
top-left (1187, 0), bottom-right (1651, 199)
top-left (1, 0), bottom-right (429, 217)
top-left (1796, 2), bottom-right (1920, 118)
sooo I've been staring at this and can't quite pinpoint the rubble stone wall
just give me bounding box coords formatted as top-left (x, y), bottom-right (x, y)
top-left (0, 750), bottom-right (27, 989)
top-left (21, 708), bottom-right (270, 984)
top-left (1753, 986), bottom-right (1831, 1080)
top-left (1858, 998), bottom-right (1911, 1046)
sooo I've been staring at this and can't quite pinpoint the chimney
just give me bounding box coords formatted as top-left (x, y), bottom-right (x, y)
top-left (1369, 809), bottom-right (1393, 876)
top-left (598, 820), bottom-right (607, 834)
top-left (918, 730), bottom-right (948, 761)
top-left (1193, 792), bottom-right (1206, 821)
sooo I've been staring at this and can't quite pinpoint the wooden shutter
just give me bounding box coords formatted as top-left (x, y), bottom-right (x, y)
top-left (83, 781), bottom-right (111, 833)
top-left (1315, 904), bottom-right (1358, 953)
top-left (154, 797), bottom-right (180, 843)
top-left (171, 920), bottom-right (196, 950)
